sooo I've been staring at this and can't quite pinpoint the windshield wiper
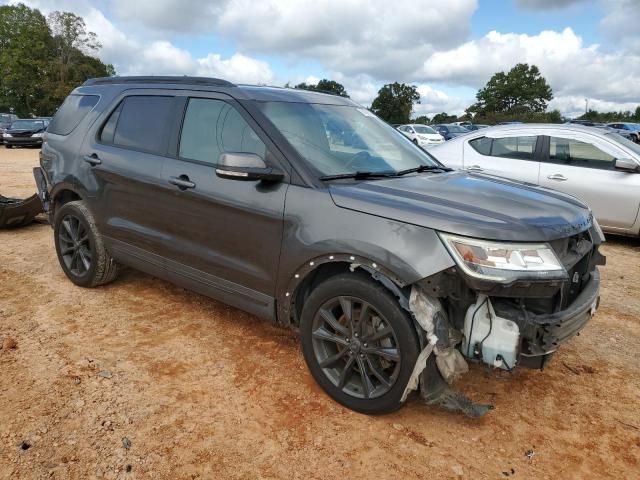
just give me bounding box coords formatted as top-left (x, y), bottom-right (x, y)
top-left (319, 170), bottom-right (398, 181)
top-left (395, 164), bottom-right (453, 176)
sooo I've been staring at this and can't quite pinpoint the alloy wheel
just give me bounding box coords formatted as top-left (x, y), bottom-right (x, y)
top-left (311, 296), bottom-right (401, 399)
top-left (58, 214), bottom-right (92, 277)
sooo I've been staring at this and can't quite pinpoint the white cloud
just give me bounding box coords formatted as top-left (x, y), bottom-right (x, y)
top-left (108, 0), bottom-right (478, 79)
top-left (600, 0), bottom-right (640, 50)
top-left (6, 0), bottom-right (640, 117)
top-left (416, 28), bottom-right (640, 113)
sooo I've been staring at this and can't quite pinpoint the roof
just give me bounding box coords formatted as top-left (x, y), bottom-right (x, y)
top-left (476, 123), bottom-right (611, 136)
top-left (80, 76), bottom-right (357, 106)
top-left (83, 76), bottom-right (235, 87)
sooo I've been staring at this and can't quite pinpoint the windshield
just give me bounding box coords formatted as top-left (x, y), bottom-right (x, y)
top-left (258, 102), bottom-right (439, 176)
top-left (11, 120), bottom-right (44, 130)
top-left (413, 125), bottom-right (437, 134)
top-left (0, 114), bottom-right (13, 123)
top-left (605, 132), bottom-right (640, 156)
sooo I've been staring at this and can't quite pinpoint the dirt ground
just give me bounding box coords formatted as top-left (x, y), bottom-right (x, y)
top-left (1, 147), bottom-right (639, 480)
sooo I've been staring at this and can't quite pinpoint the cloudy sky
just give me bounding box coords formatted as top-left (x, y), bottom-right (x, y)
top-left (5, 0), bottom-right (640, 117)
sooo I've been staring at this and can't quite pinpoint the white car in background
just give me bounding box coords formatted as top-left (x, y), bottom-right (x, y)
top-left (397, 124), bottom-right (445, 148)
top-left (429, 123), bottom-right (640, 237)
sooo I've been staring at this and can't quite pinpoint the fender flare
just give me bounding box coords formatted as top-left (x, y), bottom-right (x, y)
top-left (277, 253), bottom-right (410, 326)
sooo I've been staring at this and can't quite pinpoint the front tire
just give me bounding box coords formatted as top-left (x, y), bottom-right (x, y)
top-left (300, 273), bottom-right (419, 414)
top-left (54, 200), bottom-right (119, 287)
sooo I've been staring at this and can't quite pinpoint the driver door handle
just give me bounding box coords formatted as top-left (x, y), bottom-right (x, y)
top-left (83, 154), bottom-right (101, 166)
top-left (547, 174), bottom-right (568, 181)
top-left (467, 165), bottom-right (483, 172)
top-left (168, 175), bottom-right (196, 190)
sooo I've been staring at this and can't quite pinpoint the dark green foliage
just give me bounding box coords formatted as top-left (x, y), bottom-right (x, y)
top-left (370, 83), bottom-right (420, 124)
top-left (577, 108), bottom-right (640, 123)
top-left (412, 115), bottom-right (430, 124)
top-left (431, 112), bottom-right (457, 124)
top-left (0, 4), bottom-right (115, 117)
top-left (468, 63), bottom-right (553, 116)
top-left (294, 79), bottom-right (349, 97)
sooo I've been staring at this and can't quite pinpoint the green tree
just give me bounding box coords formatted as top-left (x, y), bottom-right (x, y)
top-left (45, 11), bottom-right (114, 111)
top-left (413, 115), bottom-right (430, 124)
top-left (468, 63), bottom-right (553, 115)
top-left (370, 82), bottom-right (420, 124)
top-left (431, 112), bottom-right (457, 124)
top-left (0, 4), bottom-right (114, 117)
top-left (294, 79), bottom-right (349, 97)
top-left (0, 4), bottom-right (51, 116)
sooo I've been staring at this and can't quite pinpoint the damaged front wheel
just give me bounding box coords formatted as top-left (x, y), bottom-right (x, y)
top-left (300, 273), bottom-right (419, 414)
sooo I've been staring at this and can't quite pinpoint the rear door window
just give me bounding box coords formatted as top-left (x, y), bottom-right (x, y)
top-left (179, 98), bottom-right (266, 164)
top-left (490, 136), bottom-right (537, 160)
top-left (101, 96), bottom-right (174, 155)
top-left (48, 94), bottom-right (99, 135)
top-left (547, 137), bottom-right (616, 170)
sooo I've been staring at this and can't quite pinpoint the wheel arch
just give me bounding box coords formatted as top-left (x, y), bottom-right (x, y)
top-left (50, 183), bottom-right (84, 220)
top-left (277, 253), bottom-right (412, 328)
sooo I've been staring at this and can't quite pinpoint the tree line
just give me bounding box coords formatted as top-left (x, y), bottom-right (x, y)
top-left (296, 64), bottom-right (639, 126)
top-left (0, 3), bottom-right (114, 117)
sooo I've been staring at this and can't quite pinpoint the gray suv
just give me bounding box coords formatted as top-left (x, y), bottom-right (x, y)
top-left (35, 76), bottom-right (605, 416)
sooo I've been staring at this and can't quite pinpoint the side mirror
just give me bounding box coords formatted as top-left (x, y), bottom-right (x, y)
top-left (614, 158), bottom-right (640, 172)
top-left (215, 152), bottom-right (284, 182)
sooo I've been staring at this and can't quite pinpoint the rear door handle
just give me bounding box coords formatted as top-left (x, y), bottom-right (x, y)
top-left (168, 175), bottom-right (196, 190)
top-left (467, 165), bottom-right (483, 172)
top-left (83, 154), bottom-right (101, 166)
top-left (547, 174), bottom-right (568, 181)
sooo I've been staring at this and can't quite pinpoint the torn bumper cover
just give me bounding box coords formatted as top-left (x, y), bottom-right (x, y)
top-left (403, 286), bottom-right (494, 418)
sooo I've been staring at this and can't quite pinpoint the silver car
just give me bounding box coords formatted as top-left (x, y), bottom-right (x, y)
top-left (430, 124), bottom-right (640, 237)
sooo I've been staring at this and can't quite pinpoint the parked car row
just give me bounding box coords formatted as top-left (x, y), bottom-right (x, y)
top-left (1, 115), bottom-right (51, 148)
top-left (429, 123), bottom-right (640, 237)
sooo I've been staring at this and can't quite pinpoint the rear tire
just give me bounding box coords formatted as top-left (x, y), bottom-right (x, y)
top-left (5, 144), bottom-right (13, 149)
top-left (300, 273), bottom-right (419, 414)
top-left (54, 200), bottom-right (119, 287)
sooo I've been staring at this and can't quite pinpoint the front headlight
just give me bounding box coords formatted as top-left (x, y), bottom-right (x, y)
top-left (3, 133), bottom-right (12, 138)
top-left (439, 233), bottom-right (567, 283)
top-left (31, 132), bottom-right (44, 138)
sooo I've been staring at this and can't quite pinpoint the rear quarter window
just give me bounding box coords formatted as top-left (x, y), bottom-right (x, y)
top-left (47, 94), bottom-right (100, 135)
top-left (469, 137), bottom-right (492, 155)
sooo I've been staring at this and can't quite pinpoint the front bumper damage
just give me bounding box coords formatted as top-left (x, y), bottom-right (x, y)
top-left (402, 260), bottom-right (602, 417)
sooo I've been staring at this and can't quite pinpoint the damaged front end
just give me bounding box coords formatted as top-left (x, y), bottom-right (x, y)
top-left (402, 221), bottom-right (605, 417)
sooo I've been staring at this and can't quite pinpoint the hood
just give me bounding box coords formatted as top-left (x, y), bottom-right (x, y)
top-left (329, 171), bottom-right (593, 242)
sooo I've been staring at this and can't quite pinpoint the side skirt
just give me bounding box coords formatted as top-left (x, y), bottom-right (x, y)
top-left (106, 237), bottom-right (276, 320)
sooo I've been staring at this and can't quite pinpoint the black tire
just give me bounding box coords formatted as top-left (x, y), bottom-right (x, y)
top-left (5, 144), bottom-right (13, 149)
top-left (0, 194), bottom-right (43, 228)
top-left (300, 273), bottom-right (419, 414)
top-left (53, 200), bottom-right (119, 287)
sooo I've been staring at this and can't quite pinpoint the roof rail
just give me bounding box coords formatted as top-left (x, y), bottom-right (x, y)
top-left (82, 76), bottom-right (235, 87)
